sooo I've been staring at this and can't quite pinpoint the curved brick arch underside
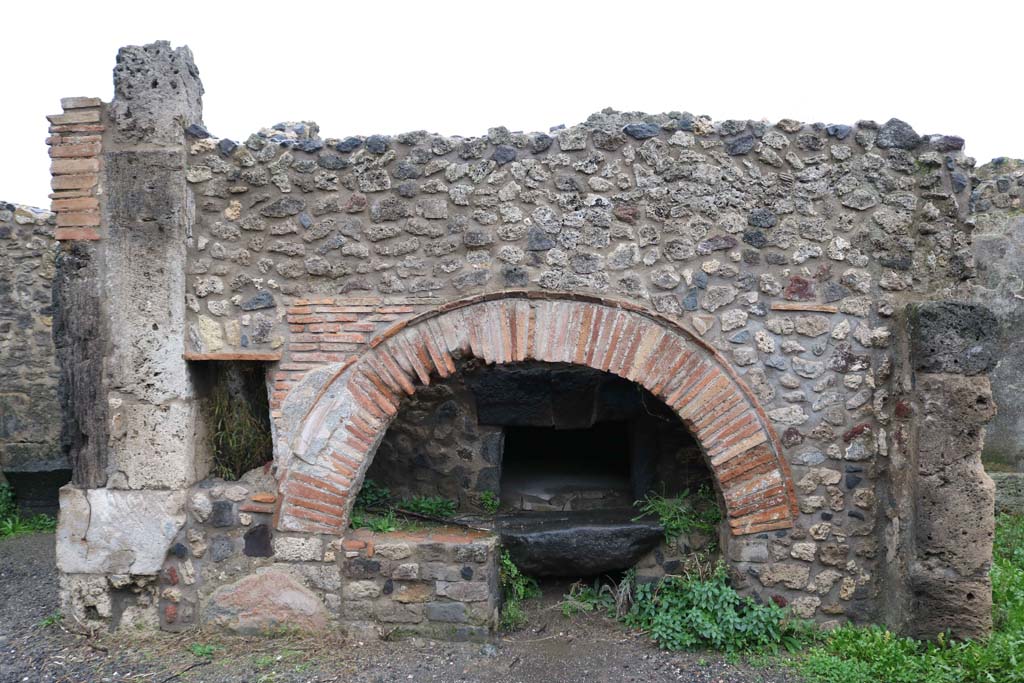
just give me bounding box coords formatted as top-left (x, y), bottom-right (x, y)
top-left (275, 294), bottom-right (799, 537)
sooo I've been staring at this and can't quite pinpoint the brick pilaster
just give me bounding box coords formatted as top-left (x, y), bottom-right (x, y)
top-left (46, 97), bottom-right (104, 241)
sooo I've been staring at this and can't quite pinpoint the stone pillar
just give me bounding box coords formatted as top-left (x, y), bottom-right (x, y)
top-left (53, 41), bottom-right (206, 630)
top-left (904, 302), bottom-right (997, 640)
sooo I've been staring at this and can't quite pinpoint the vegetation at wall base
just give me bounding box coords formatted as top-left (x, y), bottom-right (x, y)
top-left (499, 549), bottom-right (540, 630)
top-left (559, 560), bottom-right (807, 654)
top-left (798, 513), bottom-right (1024, 683)
top-left (398, 496), bottom-right (457, 518)
top-left (0, 484), bottom-right (57, 539)
top-left (626, 563), bottom-right (807, 654)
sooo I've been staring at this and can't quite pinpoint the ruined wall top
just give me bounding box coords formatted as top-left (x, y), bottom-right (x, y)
top-left (178, 108), bottom-right (976, 358)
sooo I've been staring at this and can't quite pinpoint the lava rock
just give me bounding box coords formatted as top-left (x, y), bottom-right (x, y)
top-left (623, 122), bottom-right (661, 140)
top-left (185, 123), bottom-right (210, 139)
top-left (365, 135), bottom-right (389, 153)
top-left (908, 302), bottom-right (997, 375)
top-left (724, 133), bottom-right (756, 155)
top-left (336, 136), bottom-right (363, 152)
top-left (240, 290), bottom-right (275, 311)
top-left (496, 510), bottom-right (664, 576)
top-left (210, 500), bottom-right (235, 527)
top-left (748, 208), bottom-right (777, 229)
top-left (492, 145), bottom-right (517, 165)
top-left (876, 118), bottom-right (921, 150)
top-left (217, 138), bottom-right (238, 156)
top-left (243, 524), bottom-right (273, 557)
top-left (825, 124), bottom-right (852, 139)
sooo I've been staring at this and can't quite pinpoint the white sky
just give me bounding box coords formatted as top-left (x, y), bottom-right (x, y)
top-left (3, 0), bottom-right (1022, 209)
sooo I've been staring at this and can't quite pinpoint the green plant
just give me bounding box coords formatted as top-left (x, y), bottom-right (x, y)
top-left (355, 479), bottom-right (391, 509)
top-left (625, 562), bottom-right (803, 653)
top-left (189, 642), bottom-right (220, 658)
top-left (38, 612), bottom-right (63, 628)
top-left (207, 365), bottom-right (273, 481)
top-left (499, 550), bottom-right (540, 630)
top-left (478, 491), bottom-right (500, 514)
top-left (633, 486), bottom-right (722, 544)
top-left (0, 484), bottom-right (14, 519)
top-left (0, 484), bottom-right (57, 539)
top-left (993, 512), bottom-right (1024, 632)
top-left (560, 579), bottom-right (616, 617)
top-left (560, 570), bottom-right (638, 619)
top-left (368, 510), bottom-right (399, 533)
top-left (398, 495), bottom-right (457, 518)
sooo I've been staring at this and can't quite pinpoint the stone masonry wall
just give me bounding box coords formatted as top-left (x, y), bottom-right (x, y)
top-left (970, 158), bottom-right (1024, 473)
top-left (179, 111), bottom-right (974, 630)
top-left (49, 41), bottom-right (1005, 641)
top-left (0, 203), bottom-right (64, 477)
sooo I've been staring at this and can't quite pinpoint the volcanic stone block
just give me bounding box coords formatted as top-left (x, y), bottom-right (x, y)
top-left (908, 302), bottom-right (998, 376)
top-left (496, 510), bottom-right (663, 576)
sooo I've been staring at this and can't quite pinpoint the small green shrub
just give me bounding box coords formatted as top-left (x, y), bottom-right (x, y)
top-left (398, 496), bottom-right (457, 518)
top-left (625, 562), bottom-right (802, 653)
top-left (0, 484), bottom-right (57, 539)
top-left (355, 479), bottom-right (391, 509)
top-left (189, 642), bottom-right (220, 658)
top-left (560, 579), bottom-right (617, 618)
top-left (499, 550), bottom-right (540, 630)
top-left (38, 612), bottom-right (63, 628)
top-left (478, 491), bottom-right (500, 514)
top-left (634, 486), bottom-right (722, 543)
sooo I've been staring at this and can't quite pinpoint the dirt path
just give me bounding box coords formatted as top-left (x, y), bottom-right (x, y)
top-left (0, 533), bottom-right (801, 683)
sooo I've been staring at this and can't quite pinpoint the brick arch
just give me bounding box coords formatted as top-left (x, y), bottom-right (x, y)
top-left (274, 293), bottom-right (798, 537)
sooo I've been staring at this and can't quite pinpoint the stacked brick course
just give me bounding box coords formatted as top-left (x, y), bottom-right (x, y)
top-left (46, 97), bottom-right (104, 241)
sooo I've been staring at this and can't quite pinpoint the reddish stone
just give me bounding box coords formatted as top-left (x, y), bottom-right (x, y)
top-left (251, 492), bottom-right (277, 504)
top-left (164, 565), bottom-right (179, 586)
top-left (344, 192), bottom-right (368, 213)
top-left (164, 603), bottom-right (178, 623)
top-left (613, 204), bottom-right (639, 224)
top-left (843, 422), bottom-right (872, 443)
top-left (894, 401), bottom-right (913, 418)
top-left (783, 276), bottom-right (815, 301)
top-left (205, 570), bottom-right (329, 634)
top-left (239, 502), bottom-right (275, 514)
top-left (771, 594), bottom-right (788, 608)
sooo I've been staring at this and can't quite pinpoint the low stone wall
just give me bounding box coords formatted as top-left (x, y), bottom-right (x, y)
top-left (61, 466), bottom-right (500, 637)
top-left (337, 528), bottom-right (498, 641)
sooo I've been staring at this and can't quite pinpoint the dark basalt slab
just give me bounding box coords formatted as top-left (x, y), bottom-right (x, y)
top-left (495, 510), bottom-right (663, 577)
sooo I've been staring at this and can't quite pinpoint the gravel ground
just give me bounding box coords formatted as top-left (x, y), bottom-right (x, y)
top-left (0, 532), bottom-right (802, 683)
